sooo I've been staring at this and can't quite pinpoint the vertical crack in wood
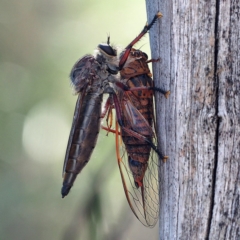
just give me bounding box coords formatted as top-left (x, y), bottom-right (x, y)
top-left (206, 0), bottom-right (220, 239)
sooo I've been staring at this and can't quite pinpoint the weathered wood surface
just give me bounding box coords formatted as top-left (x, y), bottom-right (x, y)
top-left (146, 0), bottom-right (240, 239)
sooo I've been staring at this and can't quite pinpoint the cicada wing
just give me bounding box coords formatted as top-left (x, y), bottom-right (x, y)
top-left (142, 134), bottom-right (160, 226)
top-left (115, 120), bottom-right (160, 227)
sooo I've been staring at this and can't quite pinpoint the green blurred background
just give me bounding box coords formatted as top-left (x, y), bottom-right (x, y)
top-left (0, 0), bottom-right (158, 239)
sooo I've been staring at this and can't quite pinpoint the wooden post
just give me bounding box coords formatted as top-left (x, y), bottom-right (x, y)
top-left (146, 0), bottom-right (240, 239)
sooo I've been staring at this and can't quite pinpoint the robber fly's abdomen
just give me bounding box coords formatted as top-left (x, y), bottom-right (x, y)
top-left (62, 93), bottom-right (103, 197)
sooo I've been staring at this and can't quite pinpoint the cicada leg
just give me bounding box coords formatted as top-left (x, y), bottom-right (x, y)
top-left (146, 58), bottom-right (160, 64)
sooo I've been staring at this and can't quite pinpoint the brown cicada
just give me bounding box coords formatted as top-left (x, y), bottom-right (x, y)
top-left (102, 12), bottom-right (169, 227)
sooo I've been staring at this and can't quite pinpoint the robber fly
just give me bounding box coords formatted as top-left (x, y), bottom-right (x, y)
top-left (61, 42), bottom-right (119, 197)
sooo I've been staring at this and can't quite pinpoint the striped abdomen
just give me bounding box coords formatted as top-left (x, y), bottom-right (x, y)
top-left (121, 73), bottom-right (154, 187)
top-left (62, 92), bottom-right (102, 197)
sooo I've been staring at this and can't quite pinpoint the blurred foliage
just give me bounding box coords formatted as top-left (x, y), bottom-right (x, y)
top-left (0, 0), bottom-right (158, 239)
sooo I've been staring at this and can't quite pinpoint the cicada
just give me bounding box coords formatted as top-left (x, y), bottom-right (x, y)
top-left (102, 13), bottom-right (169, 227)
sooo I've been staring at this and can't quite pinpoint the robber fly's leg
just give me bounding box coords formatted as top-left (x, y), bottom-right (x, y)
top-left (120, 123), bottom-right (167, 161)
top-left (120, 125), bottom-right (167, 160)
top-left (101, 95), bottom-right (112, 119)
top-left (102, 125), bottom-right (120, 135)
top-left (126, 86), bottom-right (170, 99)
top-left (107, 106), bottom-right (113, 129)
top-left (101, 95), bottom-right (115, 134)
top-left (119, 12), bottom-right (163, 69)
top-left (114, 81), bottom-right (170, 99)
top-left (112, 93), bottom-right (167, 161)
top-left (125, 12), bottom-right (162, 51)
top-left (101, 94), bottom-right (121, 135)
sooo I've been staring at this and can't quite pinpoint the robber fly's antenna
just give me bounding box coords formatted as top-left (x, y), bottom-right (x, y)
top-left (107, 34), bottom-right (110, 45)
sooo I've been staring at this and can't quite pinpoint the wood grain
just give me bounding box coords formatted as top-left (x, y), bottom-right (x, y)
top-left (145, 0), bottom-right (240, 239)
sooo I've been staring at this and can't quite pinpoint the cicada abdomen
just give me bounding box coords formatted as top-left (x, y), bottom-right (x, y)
top-left (120, 49), bottom-right (156, 188)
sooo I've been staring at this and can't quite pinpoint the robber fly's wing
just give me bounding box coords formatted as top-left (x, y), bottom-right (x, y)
top-left (70, 55), bottom-right (98, 93)
top-left (115, 99), bottom-right (160, 227)
top-left (62, 55), bottom-right (97, 175)
top-left (62, 94), bottom-right (82, 176)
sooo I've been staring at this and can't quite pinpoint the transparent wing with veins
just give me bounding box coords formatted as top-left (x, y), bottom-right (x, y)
top-left (102, 93), bottom-right (160, 227)
top-left (115, 97), bottom-right (160, 227)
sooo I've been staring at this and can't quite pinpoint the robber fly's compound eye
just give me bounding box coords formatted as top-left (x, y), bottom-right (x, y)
top-left (143, 52), bottom-right (148, 60)
top-left (98, 43), bottom-right (117, 56)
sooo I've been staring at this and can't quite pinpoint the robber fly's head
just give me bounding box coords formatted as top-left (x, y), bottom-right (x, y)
top-left (95, 37), bottom-right (119, 74)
